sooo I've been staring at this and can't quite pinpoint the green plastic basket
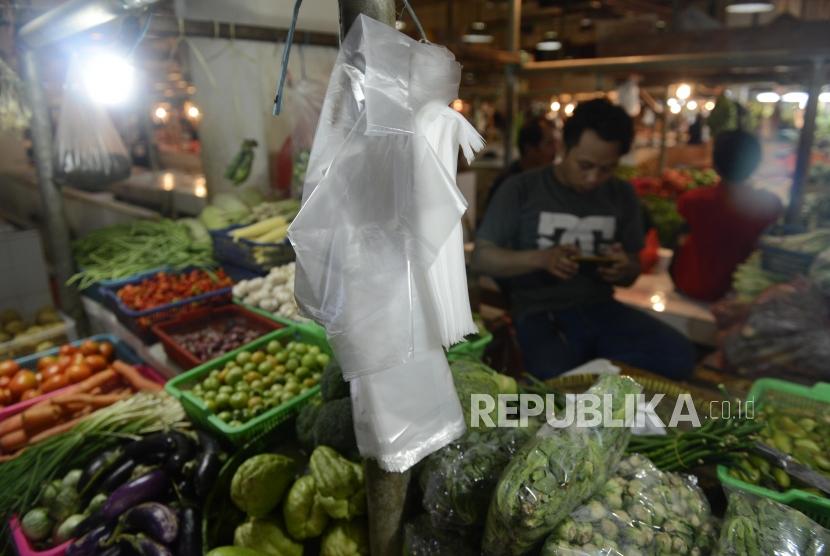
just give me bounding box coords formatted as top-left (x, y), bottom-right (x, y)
top-left (165, 326), bottom-right (331, 446)
top-left (233, 299), bottom-right (327, 341)
top-left (447, 330), bottom-right (494, 360)
top-left (717, 378), bottom-right (830, 527)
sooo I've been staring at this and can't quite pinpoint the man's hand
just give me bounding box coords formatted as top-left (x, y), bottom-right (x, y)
top-left (541, 245), bottom-right (580, 280)
top-left (598, 243), bottom-right (638, 285)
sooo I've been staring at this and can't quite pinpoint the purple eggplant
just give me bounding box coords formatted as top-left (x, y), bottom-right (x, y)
top-left (193, 430), bottom-right (222, 499)
top-left (65, 525), bottom-right (111, 556)
top-left (123, 433), bottom-right (176, 462)
top-left (176, 507), bottom-right (201, 556)
top-left (102, 470), bottom-right (170, 520)
top-left (164, 431), bottom-right (196, 476)
top-left (99, 459), bottom-right (137, 493)
top-left (121, 533), bottom-right (174, 556)
top-left (120, 502), bottom-right (179, 544)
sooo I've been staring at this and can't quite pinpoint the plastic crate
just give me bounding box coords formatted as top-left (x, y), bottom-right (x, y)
top-left (152, 305), bottom-right (285, 370)
top-left (0, 334), bottom-right (145, 423)
top-left (233, 299), bottom-right (327, 341)
top-left (10, 515), bottom-right (71, 556)
top-left (211, 226), bottom-right (295, 273)
top-left (0, 311), bottom-right (77, 359)
top-left (760, 244), bottom-right (815, 278)
top-left (165, 327), bottom-right (331, 446)
top-left (447, 330), bottom-right (494, 360)
top-left (102, 268), bottom-right (233, 343)
top-left (717, 379), bottom-right (830, 527)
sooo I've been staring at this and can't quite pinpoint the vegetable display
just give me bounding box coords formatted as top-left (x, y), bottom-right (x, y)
top-left (724, 399), bottom-right (830, 495)
top-left (716, 489), bottom-right (830, 556)
top-left (171, 320), bottom-right (263, 364)
top-left (187, 338), bottom-right (327, 427)
top-left (70, 219), bottom-right (215, 290)
top-left (541, 454), bottom-right (717, 556)
top-left (115, 269), bottom-right (232, 312)
top-left (483, 375), bottom-right (642, 556)
top-left (0, 306), bottom-right (66, 357)
top-left (234, 262), bottom-right (308, 322)
top-left (0, 339), bottom-right (119, 409)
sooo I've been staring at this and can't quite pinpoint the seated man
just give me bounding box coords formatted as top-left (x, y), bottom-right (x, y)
top-left (671, 130), bottom-right (782, 302)
top-left (473, 99), bottom-right (695, 379)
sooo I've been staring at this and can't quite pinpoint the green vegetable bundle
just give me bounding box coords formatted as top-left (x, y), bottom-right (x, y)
top-left (482, 375), bottom-right (642, 556)
top-left (418, 420), bottom-right (540, 529)
top-left (450, 359), bottom-right (518, 429)
top-left (542, 454), bottom-right (717, 556)
top-left (716, 489), bottom-right (830, 556)
top-left (69, 219), bottom-right (215, 289)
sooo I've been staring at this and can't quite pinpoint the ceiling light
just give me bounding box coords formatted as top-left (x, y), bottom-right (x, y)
top-left (564, 103), bottom-right (575, 116)
top-left (704, 100), bottom-right (715, 111)
top-left (550, 100), bottom-right (561, 112)
top-left (687, 100), bottom-right (698, 110)
top-left (161, 172), bottom-right (175, 191)
top-left (194, 176), bottom-right (207, 198)
top-left (675, 83), bottom-right (692, 101)
top-left (670, 104), bottom-right (682, 114)
top-left (153, 106), bottom-right (168, 120)
top-left (726, 1), bottom-right (775, 14)
top-left (667, 97), bottom-right (680, 108)
top-left (81, 52), bottom-right (134, 105)
top-left (536, 40), bottom-right (562, 51)
top-left (819, 92), bottom-right (830, 103)
top-left (782, 92), bottom-right (808, 104)
top-left (756, 92), bottom-right (780, 103)
top-left (462, 21), bottom-right (494, 44)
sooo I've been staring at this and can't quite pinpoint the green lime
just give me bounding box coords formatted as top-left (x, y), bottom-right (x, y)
top-left (235, 351), bottom-right (252, 365)
top-left (316, 354), bottom-right (330, 368)
top-left (312, 372), bottom-right (322, 381)
top-left (203, 390), bottom-right (217, 401)
top-left (308, 345), bottom-right (321, 355)
top-left (215, 392), bottom-right (231, 409)
top-left (267, 340), bottom-right (282, 355)
top-left (226, 367), bottom-right (245, 386)
top-left (204, 400), bottom-right (217, 412)
top-left (275, 351), bottom-right (288, 364)
top-left (248, 396), bottom-right (263, 410)
top-left (209, 369), bottom-right (221, 379)
top-left (235, 382), bottom-right (251, 393)
top-left (303, 377), bottom-right (317, 388)
top-left (250, 379), bottom-right (263, 391)
top-left (230, 391), bottom-right (249, 409)
top-left (243, 362), bottom-right (257, 373)
top-left (286, 341), bottom-right (296, 351)
top-left (281, 392), bottom-right (294, 403)
top-left (301, 354), bottom-right (316, 368)
top-left (219, 385), bottom-right (233, 395)
top-left (218, 411), bottom-right (232, 421)
top-left (202, 377), bottom-right (220, 391)
top-left (295, 367), bottom-right (310, 380)
top-left (261, 375), bottom-right (274, 388)
top-left (257, 361), bottom-right (274, 374)
top-left (294, 343), bottom-right (308, 355)
top-left (251, 351), bottom-right (266, 364)
top-left (285, 358), bottom-right (299, 372)
top-left (229, 420), bottom-right (242, 428)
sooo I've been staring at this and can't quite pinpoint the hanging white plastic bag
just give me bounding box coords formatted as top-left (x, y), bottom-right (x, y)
top-left (54, 58), bottom-right (131, 190)
top-left (289, 15), bottom-right (483, 471)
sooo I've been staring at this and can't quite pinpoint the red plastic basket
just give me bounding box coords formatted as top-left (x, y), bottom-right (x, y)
top-left (10, 515), bottom-right (71, 556)
top-left (152, 305), bottom-right (284, 369)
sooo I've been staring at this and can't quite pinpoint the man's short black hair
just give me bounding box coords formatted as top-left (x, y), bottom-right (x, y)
top-left (713, 129), bottom-right (762, 184)
top-left (563, 98), bottom-right (634, 154)
top-left (517, 120), bottom-right (547, 157)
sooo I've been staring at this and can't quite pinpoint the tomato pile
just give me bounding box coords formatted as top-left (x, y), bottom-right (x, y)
top-left (0, 340), bottom-right (116, 408)
top-left (116, 269), bottom-right (233, 312)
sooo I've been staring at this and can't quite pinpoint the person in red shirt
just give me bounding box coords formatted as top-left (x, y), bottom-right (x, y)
top-left (671, 130), bottom-right (782, 301)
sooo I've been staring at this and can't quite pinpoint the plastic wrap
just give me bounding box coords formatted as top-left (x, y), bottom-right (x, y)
top-left (541, 454), bottom-right (717, 556)
top-left (54, 58), bottom-right (131, 190)
top-left (289, 15), bottom-right (483, 472)
top-left (715, 489), bottom-right (830, 556)
top-left (482, 375), bottom-right (642, 556)
top-left (722, 278), bottom-right (830, 380)
top-left (419, 420), bottom-right (541, 530)
top-left (284, 61), bottom-right (326, 197)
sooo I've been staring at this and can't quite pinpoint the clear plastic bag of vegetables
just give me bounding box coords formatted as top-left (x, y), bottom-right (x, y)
top-left (541, 454), bottom-right (717, 556)
top-left (482, 375), bottom-right (642, 556)
top-left (418, 418), bottom-right (541, 530)
top-left (715, 488), bottom-right (830, 556)
top-left (54, 57), bottom-right (131, 191)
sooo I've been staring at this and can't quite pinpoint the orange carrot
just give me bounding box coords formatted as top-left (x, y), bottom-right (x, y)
top-left (27, 414), bottom-right (87, 444)
top-left (0, 429), bottom-right (28, 453)
top-left (0, 414), bottom-right (23, 437)
top-left (112, 361), bottom-right (161, 392)
top-left (55, 393), bottom-right (129, 410)
top-left (21, 403), bottom-right (64, 435)
top-left (52, 370), bottom-right (118, 403)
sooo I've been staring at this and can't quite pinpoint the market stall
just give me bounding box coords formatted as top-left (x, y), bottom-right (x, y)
top-left (1, 0), bottom-right (830, 554)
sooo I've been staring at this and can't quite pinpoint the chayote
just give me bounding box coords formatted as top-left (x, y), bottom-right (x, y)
top-left (283, 475), bottom-right (329, 540)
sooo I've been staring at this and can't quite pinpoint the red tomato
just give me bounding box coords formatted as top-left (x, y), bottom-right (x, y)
top-left (9, 370), bottom-right (38, 398)
top-left (80, 340), bottom-right (99, 356)
top-left (71, 353), bottom-right (85, 366)
top-left (0, 376), bottom-right (9, 388)
top-left (98, 342), bottom-right (115, 360)
top-left (42, 364), bottom-right (63, 380)
top-left (84, 355), bottom-right (107, 372)
top-left (67, 363), bottom-right (92, 383)
top-left (0, 388), bottom-right (11, 406)
top-left (42, 374), bottom-right (69, 393)
top-left (59, 344), bottom-right (76, 356)
top-left (37, 356), bottom-right (58, 371)
top-left (0, 360), bottom-right (19, 378)
top-left (57, 354), bottom-right (73, 370)
top-left (20, 389), bottom-right (41, 401)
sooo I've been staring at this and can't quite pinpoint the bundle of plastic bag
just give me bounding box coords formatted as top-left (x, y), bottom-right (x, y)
top-left (715, 489), bottom-right (830, 555)
top-left (722, 278), bottom-right (830, 380)
top-left (54, 58), bottom-right (131, 190)
top-left (288, 15), bottom-right (483, 472)
top-left (483, 375), bottom-right (642, 556)
top-left (541, 454), bottom-right (717, 556)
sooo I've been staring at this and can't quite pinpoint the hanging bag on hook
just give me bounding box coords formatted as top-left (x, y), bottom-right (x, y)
top-left (54, 58), bottom-right (131, 190)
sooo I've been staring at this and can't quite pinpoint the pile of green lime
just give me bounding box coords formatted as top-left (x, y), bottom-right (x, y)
top-left (190, 338), bottom-right (329, 428)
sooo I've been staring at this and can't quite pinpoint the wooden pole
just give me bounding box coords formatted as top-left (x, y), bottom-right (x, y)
top-left (503, 0), bottom-right (522, 169)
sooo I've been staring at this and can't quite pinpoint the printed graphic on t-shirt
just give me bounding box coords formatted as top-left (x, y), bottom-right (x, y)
top-left (537, 212), bottom-right (615, 253)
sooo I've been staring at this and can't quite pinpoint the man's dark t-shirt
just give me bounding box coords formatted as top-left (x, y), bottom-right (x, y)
top-left (477, 166), bottom-right (644, 318)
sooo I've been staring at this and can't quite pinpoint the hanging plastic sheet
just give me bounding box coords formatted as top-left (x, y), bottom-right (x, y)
top-left (288, 15), bottom-right (484, 471)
